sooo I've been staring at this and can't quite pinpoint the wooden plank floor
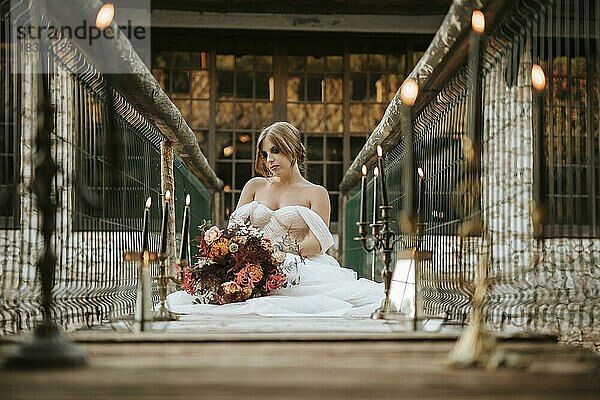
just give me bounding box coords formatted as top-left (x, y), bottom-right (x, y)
top-left (1, 336), bottom-right (599, 399)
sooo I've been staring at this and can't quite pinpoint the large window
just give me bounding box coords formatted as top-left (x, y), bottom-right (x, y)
top-left (534, 0), bottom-right (599, 237)
top-left (152, 32), bottom-right (429, 228)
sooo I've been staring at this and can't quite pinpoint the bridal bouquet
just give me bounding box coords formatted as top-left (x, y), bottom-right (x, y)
top-left (180, 220), bottom-right (291, 304)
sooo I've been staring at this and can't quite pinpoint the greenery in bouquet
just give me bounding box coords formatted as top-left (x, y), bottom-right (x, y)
top-left (180, 220), bottom-right (290, 304)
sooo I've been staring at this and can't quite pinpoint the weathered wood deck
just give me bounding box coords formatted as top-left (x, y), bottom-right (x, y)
top-left (1, 316), bottom-right (599, 399)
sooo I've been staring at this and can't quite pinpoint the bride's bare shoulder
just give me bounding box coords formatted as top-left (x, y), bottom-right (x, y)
top-left (302, 181), bottom-right (329, 198)
top-left (245, 176), bottom-right (269, 189)
top-left (238, 177), bottom-right (269, 206)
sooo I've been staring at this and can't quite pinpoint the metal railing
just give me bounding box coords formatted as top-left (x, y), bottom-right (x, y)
top-left (0, 0), bottom-right (220, 335)
top-left (341, 0), bottom-right (599, 350)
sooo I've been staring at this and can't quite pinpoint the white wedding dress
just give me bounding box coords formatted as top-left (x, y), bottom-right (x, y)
top-left (167, 200), bottom-right (384, 317)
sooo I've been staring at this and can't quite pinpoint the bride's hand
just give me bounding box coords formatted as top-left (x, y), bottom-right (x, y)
top-left (298, 234), bottom-right (322, 257)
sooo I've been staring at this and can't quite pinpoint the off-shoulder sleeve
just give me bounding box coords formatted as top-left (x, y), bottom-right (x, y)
top-left (228, 201), bottom-right (258, 228)
top-left (295, 206), bottom-right (335, 253)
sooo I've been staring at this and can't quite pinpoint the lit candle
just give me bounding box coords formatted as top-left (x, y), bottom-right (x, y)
top-left (372, 166), bottom-right (380, 227)
top-left (376, 145), bottom-right (388, 206)
top-left (466, 10), bottom-right (485, 159)
top-left (179, 194), bottom-right (191, 261)
top-left (417, 167), bottom-right (425, 219)
top-left (532, 63), bottom-right (546, 237)
top-left (141, 196), bottom-right (151, 251)
top-left (359, 165), bottom-right (368, 224)
top-left (159, 190), bottom-right (170, 254)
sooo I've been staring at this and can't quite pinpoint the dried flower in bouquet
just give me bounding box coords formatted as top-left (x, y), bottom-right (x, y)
top-left (180, 219), bottom-right (296, 304)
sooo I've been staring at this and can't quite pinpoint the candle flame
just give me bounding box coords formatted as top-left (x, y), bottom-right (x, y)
top-left (361, 165), bottom-right (368, 176)
top-left (377, 145), bottom-right (383, 157)
top-left (374, 166), bottom-right (379, 177)
top-left (471, 10), bottom-right (485, 33)
top-left (531, 64), bottom-right (546, 91)
top-left (185, 194), bottom-right (191, 206)
top-left (400, 78), bottom-right (418, 107)
top-left (145, 197), bottom-right (151, 208)
top-left (417, 167), bottom-right (425, 179)
top-left (95, 3), bottom-right (115, 30)
top-left (165, 190), bottom-right (171, 201)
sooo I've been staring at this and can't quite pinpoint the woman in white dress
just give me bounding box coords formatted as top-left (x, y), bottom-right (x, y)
top-left (168, 122), bottom-right (383, 317)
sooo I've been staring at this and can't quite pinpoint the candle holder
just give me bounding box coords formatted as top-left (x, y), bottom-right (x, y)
top-left (356, 205), bottom-right (433, 327)
top-left (355, 204), bottom-right (399, 320)
top-left (123, 250), bottom-right (158, 332)
top-left (153, 253), bottom-right (184, 321)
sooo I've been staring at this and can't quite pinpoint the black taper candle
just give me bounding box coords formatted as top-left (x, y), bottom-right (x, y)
top-left (141, 197), bottom-right (151, 251)
top-left (159, 190), bottom-right (170, 254)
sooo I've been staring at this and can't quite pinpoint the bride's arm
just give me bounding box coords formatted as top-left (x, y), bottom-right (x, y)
top-left (298, 186), bottom-right (331, 257)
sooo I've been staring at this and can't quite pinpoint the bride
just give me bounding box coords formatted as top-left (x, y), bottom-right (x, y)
top-left (167, 121), bottom-right (384, 317)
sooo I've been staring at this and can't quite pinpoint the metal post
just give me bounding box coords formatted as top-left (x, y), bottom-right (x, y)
top-left (3, 0), bottom-right (85, 369)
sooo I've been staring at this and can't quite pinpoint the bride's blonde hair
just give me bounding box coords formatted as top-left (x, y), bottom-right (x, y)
top-left (255, 121), bottom-right (306, 177)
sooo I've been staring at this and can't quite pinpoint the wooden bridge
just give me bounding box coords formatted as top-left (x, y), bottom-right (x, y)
top-left (2, 316), bottom-right (599, 399)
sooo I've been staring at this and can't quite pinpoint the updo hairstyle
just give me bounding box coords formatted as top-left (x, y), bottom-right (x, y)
top-left (255, 121), bottom-right (306, 177)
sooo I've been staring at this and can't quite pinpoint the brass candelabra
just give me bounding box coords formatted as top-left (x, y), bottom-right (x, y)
top-left (154, 253), bottom-right (184, 321)
top-left (355, 205), bottom-right (399, 320)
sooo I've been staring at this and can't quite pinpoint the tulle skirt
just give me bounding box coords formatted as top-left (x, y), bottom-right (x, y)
top-left (166, 253), bottom-right (384, 317)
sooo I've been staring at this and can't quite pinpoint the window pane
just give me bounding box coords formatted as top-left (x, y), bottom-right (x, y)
top-left (330, 193), bottom-right (339, 222)
top-left (351, 73), bottom-right (367, 101)
top-left (255, 72), bottom-right (271, 100)
top-left (350, 104), bottom-right (367, 133)
top-left (326, 56), bottom-right (343, 73)
top-left (191, 70), bottom-right (210, 99)
top-left (324, 75), bottom-right (343, 103)
top-left (254, 102), bottom-right (273, 129)
top-left (224, 192), bottom-right (234, 219)
top-left (326, 137), bottom-right (343, 161)
top-left (235, 162), bottom-right (253, 189)
top-left (236, 133), bottom-right (253, 160)
top-left (216, 132), bottom-right (233, 159)
top-left (350, 54), bottom-right (366, 72)
top-left (287, 75), bottom-right (304, 101)
top-left (306, 74), bottom-right (323, 101)
top-left (237, 102), bottom-right (253, 129)
top-left (350, 136), bottom-right (367, 159)
top-left (306, 56), bottom-right (323, 72)
top-left (236, 55), bottom-right (253, 71)
top-left (171, 69), bottom-right (190, 96)
top-left (255, 55), bottom-right (272, 71)
top-left (388, 54), bottom-right (405, 74)
top-left (216, 161), bottom-right (233, 188)
top-left (370, 73), bottom-right (386, 102)
top-left (306, 136), bottom-right (323, 160)
top-left (154, 51), bottom-right (169, 68)
top-left (368, 54), bottom-right (386, 71)
top-left (172, 52), bottom-right (191, 67)
top-left (191, 100), bottom-right (209, 129)
top-left (288, 56), bottom-right (306, 72)
top-left (287, 103), bottom-right (306, 131)
top-left (217, 55), bottom-right (234, 70)
top-left (216, 101), bottom-right (234, 129)
top-left (326, 163), bottom-right (343, 188)
top-left (305, 104), bottom-right (324, 132)
top-left (306, 163), bottom-right (323, 185)
top-left (217, 71), bottom-right (234, 98)
top-left (325, 104), bottom-right (343, 133)
top-left (236, 72), bottom-right (253, 99)
top-left (387, 73), bottom-right (402, 101)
